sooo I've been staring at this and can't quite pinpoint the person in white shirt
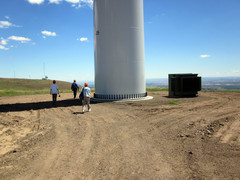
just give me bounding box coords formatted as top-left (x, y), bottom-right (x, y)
top-left (50, 80), bottom-right (59, 105)
top-left (80, 82), bottom-right (91, 113)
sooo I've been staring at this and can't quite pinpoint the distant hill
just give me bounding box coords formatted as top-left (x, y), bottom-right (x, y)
top-left (146, 77), bottom-right (240, 90)
top-left (0, 78), bottom-right (82, 97)
top-left (201, 77), bottom-right (240, 90)
top-left (0, 78), bottom-right (75, 90)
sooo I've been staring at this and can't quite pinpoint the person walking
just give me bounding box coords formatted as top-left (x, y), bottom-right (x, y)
top-left (80, 82), bottom-right (91, 113)
top-left (71, 80), bottom-right (79, 99)
top-left (50, 80), bottom-right (60, 105)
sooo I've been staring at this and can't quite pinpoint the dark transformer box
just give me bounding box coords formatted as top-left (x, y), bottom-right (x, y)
top-left (169, 74), bottom-right (201, 98)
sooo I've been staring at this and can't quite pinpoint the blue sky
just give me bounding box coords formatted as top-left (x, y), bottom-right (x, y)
top-left (0, 0), bottom-right (240, 82)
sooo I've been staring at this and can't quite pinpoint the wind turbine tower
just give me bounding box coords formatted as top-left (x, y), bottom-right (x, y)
top-left (94, 0), bottom-right (146, 100)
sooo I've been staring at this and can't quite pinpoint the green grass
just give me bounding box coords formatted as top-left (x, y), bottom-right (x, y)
top-left (0, 89), bottom-right (49, 96)
top-left (169, 100), bottom-right (179, 105)
top-left (0, 78), bottom-right (75, 97)
top-left (3, 78), bottom-right (239, 97)
top-left (150, 92), bottom-right (161, 95)
top-left (0, 89), bottom-right (73, 97)
top-left (0, 78), bottom-right (73, 89)
top-left (147, 87), bottom-right (168, 91)
top-left (202, 89), bottom-right (240, 93)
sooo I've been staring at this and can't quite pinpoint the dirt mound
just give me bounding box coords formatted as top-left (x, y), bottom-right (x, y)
top-left (0, 91), bottom-right (240, 179)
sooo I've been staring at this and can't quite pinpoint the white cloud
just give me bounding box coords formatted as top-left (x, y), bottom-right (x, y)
top-left (232, 70), bottom-right (240, 74)
top-left (5, 16), bottom-right (10, 20)
top-left (41, 30), bottom-right (57, 37)
top-left (49, 0), bottom-right (62, 4)
top-left (72, 3), bottom-right (81, 8)
top-left (27, 0), bottom-right (93, 8)
top-left (0, 20), bottom-right (20, 28)
top-left (0, 45), bottom-right (9, 50)
top-left (77, 37), bottom-right (88, 42)
top-left (0, 21), bottom-right (12, 28)
top-left (200, 54), bottom-right (211, 58)
top-left (48, 0), bottom-right (93, 8)
top-left (80, 0), bottom-right (93, 8)
top-left (8, 36), bottom-right (31, 43)
top-left (1, 38), bottom-right (8, 45)
top-left (81, 0), bottom-right (93, 4)
top-left (28, 0), bottom-right (45, 4)
top-left (0, 36), bottom-right (32, 50)
top-left (66, 0), bottom-right (79, 3)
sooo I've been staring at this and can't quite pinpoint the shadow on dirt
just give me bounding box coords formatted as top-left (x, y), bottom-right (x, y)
top-left (163, 95), bottom-right (199, 99)
top-left (73, 112), bottom-right (84, 115)
top-left (0, 99), bottom-right (84, 112)
top-left (0, 98), bottom-right (105, 113)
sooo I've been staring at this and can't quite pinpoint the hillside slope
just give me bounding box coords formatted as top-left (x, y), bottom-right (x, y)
top-left (0, 78), bottom-right (73, 90)
top-left (0, 78), bottom-right (81, 96)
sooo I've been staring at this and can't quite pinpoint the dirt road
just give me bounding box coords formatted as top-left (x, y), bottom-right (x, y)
top-left (0, 92), bottom-right (240, 179)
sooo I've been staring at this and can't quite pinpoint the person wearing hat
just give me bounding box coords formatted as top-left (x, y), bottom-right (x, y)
top-left (71, 80), bottom-right (79, 99)
top-left (80, 82), bottom-right (91, 113)
top-left (50, 80), bottom-right (60, 105)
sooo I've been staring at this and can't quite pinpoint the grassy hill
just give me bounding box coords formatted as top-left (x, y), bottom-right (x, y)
top-left (0, 78), bottom-right (169, 97)
top-left (0, 78), bottom-right (80, 97)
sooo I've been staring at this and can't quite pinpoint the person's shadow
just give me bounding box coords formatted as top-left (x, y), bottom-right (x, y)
top-left (0, 99), bottom-right (83, 113)
top-left (73, 112), bottom-right (84, 115)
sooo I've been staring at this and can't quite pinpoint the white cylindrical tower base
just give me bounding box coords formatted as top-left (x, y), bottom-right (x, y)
top-left (94, 0), bottom-right (146, 99)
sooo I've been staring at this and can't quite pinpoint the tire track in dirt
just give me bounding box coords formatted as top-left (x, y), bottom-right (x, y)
top-left (1, 92), bottom-right (240, 179)
top-left (214, 114), bottom-right (240, 145)
top-left (14, 107), bottom-right (86, 180)
top-left (13, 104), bottom-right (176, 179)
top-left (127, 92), bottom-right (240, 179)
top-left (70, 105), bottom-right (175, 179)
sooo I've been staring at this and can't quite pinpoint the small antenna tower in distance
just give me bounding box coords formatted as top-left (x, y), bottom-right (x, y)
top-left (42, 62), bottom-right (48, 80)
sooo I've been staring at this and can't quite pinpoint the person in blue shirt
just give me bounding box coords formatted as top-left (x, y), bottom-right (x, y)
top-left (71, 80), bottom-right (79, 99)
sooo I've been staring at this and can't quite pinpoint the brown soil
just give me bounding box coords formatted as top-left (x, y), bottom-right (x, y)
top-left (0, 91), bottom-right (240, 179)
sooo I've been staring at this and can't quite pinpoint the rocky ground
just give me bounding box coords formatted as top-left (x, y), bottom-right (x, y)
top-left (0, 91), bottom-right (240, 179)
